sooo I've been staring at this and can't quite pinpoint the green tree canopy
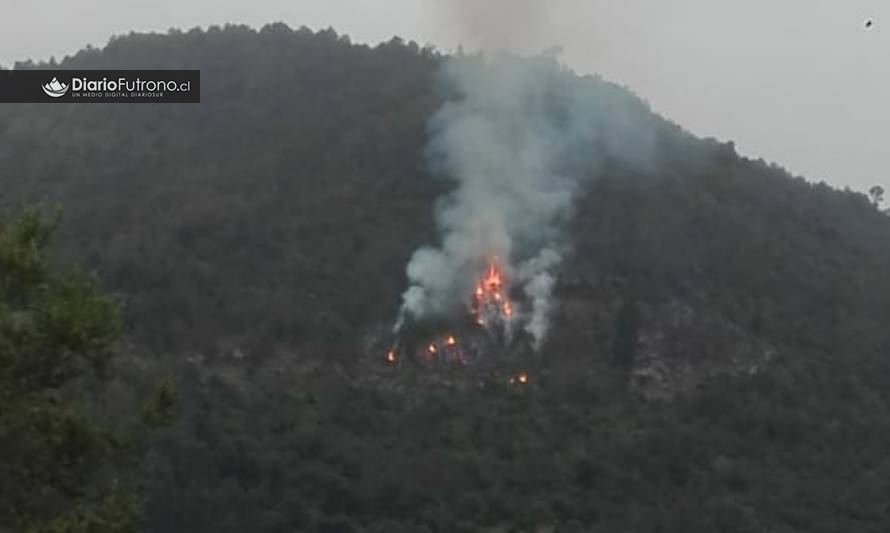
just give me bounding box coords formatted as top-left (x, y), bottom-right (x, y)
top-left (0, 206), bottom-right (171, 533)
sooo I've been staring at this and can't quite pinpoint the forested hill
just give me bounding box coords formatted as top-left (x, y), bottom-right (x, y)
top-left (3, 24), bottom-right (890, 533)
top-left (2, 25), bottom-right (443, 354)
top-left (3, 24), bottom-right (889, 365)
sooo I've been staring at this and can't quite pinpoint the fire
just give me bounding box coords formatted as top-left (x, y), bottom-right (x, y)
top-left (385, 259), bottom-right (521, 370)
top-left (471, 259), bottom-right (514, 328)
top-left (482, 262), bottom-right (502, 291)
top-left (510, 371), bottom-right (529, 385)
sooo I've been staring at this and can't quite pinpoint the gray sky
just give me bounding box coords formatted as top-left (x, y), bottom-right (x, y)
top-left (1, 0), bottom-right (887, 191)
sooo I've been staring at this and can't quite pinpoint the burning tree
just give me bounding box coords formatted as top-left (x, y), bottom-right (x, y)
top-left (384, 260), bottom-right (523, 369)
top-left (424, 334), bottom-right (466, 365)
top-left (471, 260), bottom-right (515, 332)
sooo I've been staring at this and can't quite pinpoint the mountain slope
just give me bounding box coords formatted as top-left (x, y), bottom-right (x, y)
top-left (3, 25), bottom-right (443, 355)
top-left (4, 25), bottom-right (888, 365)
top-left (2, 24), bottom-right (890, 532)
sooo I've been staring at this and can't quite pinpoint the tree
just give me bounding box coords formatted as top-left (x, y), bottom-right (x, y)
top-left (0, 206), bottom-right (172, 533)
top-left (868, 185), bottom-right (884, 207)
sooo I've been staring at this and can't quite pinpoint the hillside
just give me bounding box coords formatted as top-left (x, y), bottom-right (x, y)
top-left (2, 24), bottom-right (890, 532)
top-left (2, 24), bottom-right (443, 356)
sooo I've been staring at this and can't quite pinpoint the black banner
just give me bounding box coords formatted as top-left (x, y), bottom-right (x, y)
top-left (0, 70), bottom-right (200, 103)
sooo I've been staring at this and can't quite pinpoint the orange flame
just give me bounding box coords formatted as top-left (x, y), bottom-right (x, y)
top-left (510, 371), bottom-right (529, 385)
top-left (385, 350), bottom-right (397, 364)
top-left (446, 335), bottom-right (457, 347)
top-left (428, 343), bottom-right (437, 354)
top-left (471, 259), bottom-right (513, 325)
top-left (483, 262), bottom-right (502, 291)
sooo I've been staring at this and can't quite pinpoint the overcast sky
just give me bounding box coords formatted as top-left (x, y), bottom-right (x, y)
top-left (1, 0), bottom-right (887, 191)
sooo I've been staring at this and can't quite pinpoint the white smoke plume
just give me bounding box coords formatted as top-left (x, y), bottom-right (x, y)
top-left (518, 247), bottom-right (560, 349)
top-left (394, 51), bottom-right (657, 349)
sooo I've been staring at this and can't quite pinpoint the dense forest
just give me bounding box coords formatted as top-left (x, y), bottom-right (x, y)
top-left (1, 23), bottom-right (889, 532)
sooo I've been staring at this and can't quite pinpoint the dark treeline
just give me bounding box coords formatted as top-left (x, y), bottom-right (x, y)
top-left (1, 23), bottom-right (889, 532)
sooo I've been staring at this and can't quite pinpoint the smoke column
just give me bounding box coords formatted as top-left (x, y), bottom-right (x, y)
top-left (394, 51), bottom-right (657, 349)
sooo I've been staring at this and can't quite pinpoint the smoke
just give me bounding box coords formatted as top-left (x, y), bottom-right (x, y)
top-left (442, 0), bottom-right (555, 53)
top-left (518, 247), bottom-right (560, 349)
top-left (394, 50), bottom-right (657, 349)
